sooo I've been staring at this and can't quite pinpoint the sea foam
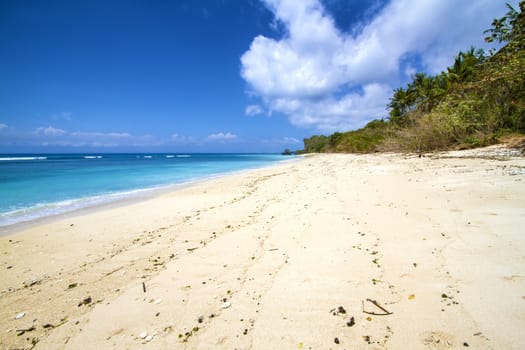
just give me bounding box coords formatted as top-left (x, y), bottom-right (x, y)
top-left (0, 186), bottom-right (165, 228)
top-left (0, 153), bottom-right (290, 229)
top-left (0, 157), bottom-right (47, 161)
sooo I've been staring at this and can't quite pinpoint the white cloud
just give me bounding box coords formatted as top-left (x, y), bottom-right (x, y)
top-left (0, 123), bottom-right (7, 130)
top-left (245, 104), bottom-right (264, 116)
top-left (26, 128), bottom-right (163, 147)
top-left (404, 65), bottom-right (417, 80)
top-left (51, 112), bottom-right (72, 121)
top-left (171, 133), bottom-right (195, 143)
top-left (67, 132), bottom-right (161, 147)
top-left (2, 125), bottom-right (173, 148)
top-left (262, 136), bottom-right (301, 144)
top-left (33, 126), bottom-right (67, 136)
top-left (68, 132), bottom-right (132, 147)
top-left (207, 132), bottom-right (237, 141)
top-left (282, 83), bottom-right (392, 131)
top-left (241, 0), bottom-right (507, 132)
top-left (282, 136), bottom-right (300, 144)
top-left (70, 131), bottom-right (131, 139)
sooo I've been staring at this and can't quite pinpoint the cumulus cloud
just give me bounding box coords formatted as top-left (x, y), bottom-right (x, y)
top-left (0, 123), bottom-right (7, 130)
top-left (262, 136), bottom-right (301, 145)
top-left (241, 0), bottom-right (506, 132)
top-left (245, 104), bottom-right (264, 116)
top-left (67, 131), bottom-right (133, 147)
top-left (270, 83), bottom-right (391, 130)
top-left (25, 127), bottom-right (163, 147)
top-left (70, 131), bottom-right (131, 139)
top-left (207, 132), bottom-right (237, 141)
top-left (51, 112), bottom-right (73, 121)
top-left (33, 126), bottom-right (67, 136)
top-left (171, 133), bottom-right (195, 144)
top-left (282, 136), bottom-right (300, 144)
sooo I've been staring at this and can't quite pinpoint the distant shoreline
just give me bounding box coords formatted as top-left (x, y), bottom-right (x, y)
top-left (0, 156), bottom-right (298, 236)
top-left (0, 153), bottom-right (296, 234)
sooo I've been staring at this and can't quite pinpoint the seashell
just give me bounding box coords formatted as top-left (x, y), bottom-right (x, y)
top-left (139, 331), bottom-right (148, 339)
top-left (15, 312), bottom-right (25, 320)
top-left (221, 301), bottom-right (231, 309)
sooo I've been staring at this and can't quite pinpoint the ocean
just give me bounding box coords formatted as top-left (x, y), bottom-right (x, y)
top-left (0, 153), bottom-right (292, 229)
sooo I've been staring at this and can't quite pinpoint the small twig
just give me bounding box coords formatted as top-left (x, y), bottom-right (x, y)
top-left (142, 282), bottom-right (146, 293)
top-left (363, 310), bottom-right (392, 316)
top-left (105, 266), bottom-right (123, 277)
top-left (362, 299), bottom-right (393, 315)
top-left (16, 326), bottom-right (36, 336)
top-left (367, 299), bottom-right (391, 314)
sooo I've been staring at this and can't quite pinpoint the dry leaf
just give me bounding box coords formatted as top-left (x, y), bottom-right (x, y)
top-left (408, 294), bottom-right (415, 300)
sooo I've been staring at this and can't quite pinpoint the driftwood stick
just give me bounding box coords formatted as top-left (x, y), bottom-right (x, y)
top-left (363, 310), bottom-right (393, 316)
top-left (105, 266), bottom-right (123, 277)
top-left (367, 299), bottom-right (391, 314)
top-left (362, 299), bottom-right (393, 315)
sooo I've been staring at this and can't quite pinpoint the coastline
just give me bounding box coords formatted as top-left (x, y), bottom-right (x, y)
top-left (1, 150), bottom-right (524, 349)
top-left (0, 155), bottom-right (298, 236)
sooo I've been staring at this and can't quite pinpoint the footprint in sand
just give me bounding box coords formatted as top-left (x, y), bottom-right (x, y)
top-left (421, 331), bottom-right (456, 349)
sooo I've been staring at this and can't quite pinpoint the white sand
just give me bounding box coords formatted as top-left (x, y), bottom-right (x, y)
top-left (1, 149), bottom-right (524, 349)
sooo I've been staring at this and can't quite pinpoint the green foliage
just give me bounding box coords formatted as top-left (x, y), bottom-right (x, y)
top-left (399, 111), bottom-right (482, 151)
top-left (329, 132), bottom-right (344, 148)
top-left (484, 2), bottom-right (522, 45)
top-left (447, 47), bottom-right (486, 84)
top-left (301, 2), bottom-right (524, 154)
top-left (302, 135), bottom-right (329, 153)
top-left (364, 119), bottom-right (387, 130)
top-left (388, 47), bottom-right (486, 123)
top-left (302, 120), bottom-right (390, 153)
top-left (336, 128), bottom-right (386, 153)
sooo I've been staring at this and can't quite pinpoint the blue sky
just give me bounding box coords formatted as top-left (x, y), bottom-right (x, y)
top-left (0, 0), bottom-right (515, 153)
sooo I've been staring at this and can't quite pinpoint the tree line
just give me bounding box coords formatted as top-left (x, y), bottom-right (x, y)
top-left (300, 1), bottom-right (524, 153)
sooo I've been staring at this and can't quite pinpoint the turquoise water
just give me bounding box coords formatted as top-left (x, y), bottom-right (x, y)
top-left (0, 153), bottom-right (291, 228)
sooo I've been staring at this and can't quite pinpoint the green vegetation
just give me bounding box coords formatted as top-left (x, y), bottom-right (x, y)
top-left (300, 2), bottom-right (525, 154)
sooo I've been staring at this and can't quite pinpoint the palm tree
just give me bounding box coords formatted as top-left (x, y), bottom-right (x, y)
top-left (388, 87), bottom-right (417, 123)
top-left (410, 73), bottom-right (434, 110)
top-left (447, 47), bottom-right (483, 84)
top-left (433, 73), bottom-right (451, 100)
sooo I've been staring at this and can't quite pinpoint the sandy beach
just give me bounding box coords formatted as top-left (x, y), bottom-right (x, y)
top-left (1, 148), bottom-right (524, 349)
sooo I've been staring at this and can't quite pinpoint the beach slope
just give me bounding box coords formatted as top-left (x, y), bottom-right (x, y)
top-left (1, 149), bottom-right (524, 349)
